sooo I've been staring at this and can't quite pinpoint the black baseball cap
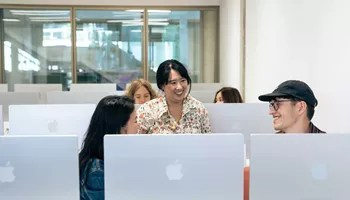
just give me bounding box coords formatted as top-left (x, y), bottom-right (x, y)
top-left (258, 80), bottom-right (318, 107)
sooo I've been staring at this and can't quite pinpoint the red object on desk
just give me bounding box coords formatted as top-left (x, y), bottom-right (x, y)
top-left (244, 167), bottom-right (250, 200)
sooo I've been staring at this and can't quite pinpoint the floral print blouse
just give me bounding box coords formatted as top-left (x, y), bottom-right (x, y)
top-left (137, 95), bottom-right (211, 134)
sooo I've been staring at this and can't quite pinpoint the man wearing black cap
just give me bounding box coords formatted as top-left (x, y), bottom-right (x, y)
top-left (258, 80), bottom-right (325, 133)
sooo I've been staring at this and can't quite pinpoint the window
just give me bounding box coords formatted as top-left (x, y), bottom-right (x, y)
top-left (0, 7), bottom-right (219, 90)
top-left (75, 10), bottom-right (143, 89)
top-left (1, 8), bottom-right (71, 90)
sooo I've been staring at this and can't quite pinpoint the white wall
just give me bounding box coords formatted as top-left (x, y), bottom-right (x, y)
top-left (246, 0), bottom-right (350, 133)
top-left (220, 0), bottom-right (243, 90)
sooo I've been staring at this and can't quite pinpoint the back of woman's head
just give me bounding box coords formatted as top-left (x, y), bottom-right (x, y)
top-left (156, 59), bottom-right (192, 91)
top-left (215, 87), bottom-right (243, 103)
top-left (125, 78), bottom-right (157, 99)
top-left (79, 95), bottom-right (134, 168)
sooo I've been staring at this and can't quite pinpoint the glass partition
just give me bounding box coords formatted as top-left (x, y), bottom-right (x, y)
top-left (75, 9), bottom-right (143, 89)
top-left (0, 6), bottom-right (219, 90)
top-left (147, 9), bottom-right (218, 83)
top-left (2, 8), bottom-right (71, 91)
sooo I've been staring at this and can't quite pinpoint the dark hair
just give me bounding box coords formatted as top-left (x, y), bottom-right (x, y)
top-left (281, 96), bottom-right (315, 121)
top-left (287, 96), bottom-right (315, 120)
top-left (156, 59), bottom-right (192, 93)
top-left (307, 105), bottom-right (315, 121)
top-left (214, 87), bottom-right (243, 103)
top-left (79, 95), bottom-right (134, 174)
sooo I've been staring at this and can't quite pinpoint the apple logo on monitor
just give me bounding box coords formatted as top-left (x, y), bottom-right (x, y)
top-left (47, 120), bottom-right (58, 132)
top-left (311, 163), bottom-right (328, 181)
top-left (166, 160), bottom-right (183, 181)
top-left (0, 161), bottom-right (16, 183)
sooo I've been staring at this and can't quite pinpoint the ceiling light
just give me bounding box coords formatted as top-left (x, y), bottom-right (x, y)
top-left (2, 18), bottom-right (20, 22)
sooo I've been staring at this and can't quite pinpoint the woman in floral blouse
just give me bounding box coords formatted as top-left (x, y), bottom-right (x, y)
top-left (137, 59), bottom-right (211, 134)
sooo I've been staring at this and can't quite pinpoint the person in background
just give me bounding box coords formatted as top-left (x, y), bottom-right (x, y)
top-left (258, 80), bottom-right (325, 133)
top-left (137, 59), bottom-right (211, 134)
top-left (79, 95), bottom-right (139, 200)
top-left (214, 87), bottom-right (243, 103)
top-left (125, 78), bottom-right (157, 104)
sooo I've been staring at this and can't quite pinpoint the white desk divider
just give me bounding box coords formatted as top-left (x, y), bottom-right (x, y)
top-left (70, 83), bottom-right (117, 92)
top-left (14, 84), bottom-right (62, 103)
top-left (0, 105), bottom-right (3, 135)
top-left (9, 104), bottom-right (96, 149)
top-left (0, 135), bottom-right (80, 199)
top-left (47, 91), bottom-right (112, 104)
top-left (204, 103), bottom-right (274, 134)
top-left (250, 134), bottom-right (350, 200)
top-left (190, 90), bottom-right (216, 103)
top-left (14, 83), bottom-right (62, 92)
top-left (0, 84), bottom-right (8, 92)
top-left (104, 133), bottom-right (244, 200)
top-left (204, 103), bottom-right (274, 158)
top-left (0, 92), bottom-right (41, 121)
top-left (191, 83), bottom-right (223, 91)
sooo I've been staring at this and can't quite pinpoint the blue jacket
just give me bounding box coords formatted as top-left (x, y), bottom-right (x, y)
top-left (80, 159), bottom-right (104, 200)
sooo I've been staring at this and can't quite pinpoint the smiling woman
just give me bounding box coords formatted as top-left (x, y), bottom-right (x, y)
top-left (137, 59), bottom-right (211, 134)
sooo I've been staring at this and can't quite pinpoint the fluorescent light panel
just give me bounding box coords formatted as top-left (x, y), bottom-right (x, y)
top-left (2, 18), bottom-right (20, 22)
top-left (10, 10), bottom-right (69, 16)
top-left (126, 10), bottom-right (171, 13)
top-left (107, 18), bottom-right (167, 23)
top-left (30, 16), bottom-right (70, 20)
